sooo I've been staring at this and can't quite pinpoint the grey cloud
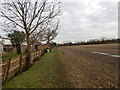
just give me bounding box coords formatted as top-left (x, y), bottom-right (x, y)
top-left (55, 1), bottom-right (118, 43)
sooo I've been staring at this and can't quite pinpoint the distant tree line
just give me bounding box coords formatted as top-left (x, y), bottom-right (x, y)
top-left (58, 38), bottom-right (120, 46)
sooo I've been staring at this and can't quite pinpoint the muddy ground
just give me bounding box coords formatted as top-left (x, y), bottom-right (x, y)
top-left (58, 44), bottom-right (119, 88)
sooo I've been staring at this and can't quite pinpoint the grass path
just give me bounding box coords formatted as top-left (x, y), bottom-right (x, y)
top-left (3, 49), bottom-right (74, 88)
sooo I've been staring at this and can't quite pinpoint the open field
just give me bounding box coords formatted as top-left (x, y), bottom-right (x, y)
top-left (59, 43), bottom-right (119, 88)
top-left (3, 44), bottom-right (119, 88)
top-left (72, 43), bottom-right (119, 55)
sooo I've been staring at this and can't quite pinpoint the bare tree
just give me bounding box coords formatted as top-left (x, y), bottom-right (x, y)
top-left (42, 20), bottom-right (59, 44)
top-left (29, 21), bottom-right (49, 45)
top-left (0, 0), bottom-right (61, 69)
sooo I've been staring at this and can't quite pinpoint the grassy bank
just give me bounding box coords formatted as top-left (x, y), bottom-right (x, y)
top-left (3, 49), bottom-right (73, 88)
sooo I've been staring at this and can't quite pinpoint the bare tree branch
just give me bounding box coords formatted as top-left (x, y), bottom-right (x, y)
top-left (0, 0), bottom-right (61, 68)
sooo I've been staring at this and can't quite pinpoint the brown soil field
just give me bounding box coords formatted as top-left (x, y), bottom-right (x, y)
top-left (58, 43), bottom-right (119, 88)
top-left (70, 43), bottom-right (119, 55)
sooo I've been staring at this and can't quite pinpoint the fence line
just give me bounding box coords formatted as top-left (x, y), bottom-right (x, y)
top-left (0, 56), bottom-right (26, 67)
top-left (0, 50), bottom-right (42, 84)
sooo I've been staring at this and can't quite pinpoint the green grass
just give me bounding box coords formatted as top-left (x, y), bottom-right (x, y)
top-left (2, 52), bottom-right (24, 62)
top-left (3, 49), bottom-right (73, 88)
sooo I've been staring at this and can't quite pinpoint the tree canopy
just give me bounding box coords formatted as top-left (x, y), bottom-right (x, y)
top-left (8, 30), bottom-right (25, 53)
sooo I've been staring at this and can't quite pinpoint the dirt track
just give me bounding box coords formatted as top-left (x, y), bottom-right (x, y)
top-left (58, 44), bottom-right (119, 88)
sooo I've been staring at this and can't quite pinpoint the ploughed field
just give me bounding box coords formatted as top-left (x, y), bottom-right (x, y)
top-left (58, 43), bottom-right (119, 88)
top-left (3, 44), bottom-right (119, 88)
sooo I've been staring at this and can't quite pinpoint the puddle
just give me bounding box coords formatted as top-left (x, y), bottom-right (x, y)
top-left (110, 55), bottom-right (120, 58)
top-left (91, 52), bottom-right (120, 58)
top-left (92, 52), bottom-right (110, 55)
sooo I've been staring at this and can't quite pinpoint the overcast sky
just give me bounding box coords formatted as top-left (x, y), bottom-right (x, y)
top-left (54, 0), bottom-right (118, 43)
top-left (0, 0), bottom-right (118, 43)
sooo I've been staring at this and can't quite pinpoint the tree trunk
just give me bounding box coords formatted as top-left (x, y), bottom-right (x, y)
top-left (16, 44), bottom-right (21, 54)
top-left (47, 37), bottom-right (50, 44)
top-left (26, 35), bottom-right (31, 69)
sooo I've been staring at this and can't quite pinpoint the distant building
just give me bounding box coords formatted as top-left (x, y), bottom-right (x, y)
top-left (21, 41), bottom-right (27, 45)
top-left (0, 37), bottom-right (13, 53)
top-left (0, 37), bottom-right (12, 45)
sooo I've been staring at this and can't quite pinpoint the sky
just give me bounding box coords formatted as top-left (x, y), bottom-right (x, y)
top-left (0, 0), bottom-right (119, 43)
top-left (54, 0), bottom-right (118, 43)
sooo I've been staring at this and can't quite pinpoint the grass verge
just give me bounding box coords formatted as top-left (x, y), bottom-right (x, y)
top-left (3, 49), bottom-right (73, 88)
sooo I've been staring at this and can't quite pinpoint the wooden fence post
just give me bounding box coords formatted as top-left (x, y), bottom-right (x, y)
top-left (2, 64), bottom-right (7, 85)
top-left (39, 51), bottom-right (40, 56)
top-left (37, 51), bottom-right (38, 57)
top-left (34, 52), bottom-right (35, 58)
top-left (38, 51), bottom-right (39, 55)
top-left (40, 50), bottom-right (41, 56)
top-left (35, 52), bottom-right (37, 58)
top-left (4, 58), bottom-right (11, 84)
top-left (34, 51), bottom-right (36, 62)
top-left (18, 55), bottom-right (22, 74)
top-left (36, 52), bottom-right (37, 60)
